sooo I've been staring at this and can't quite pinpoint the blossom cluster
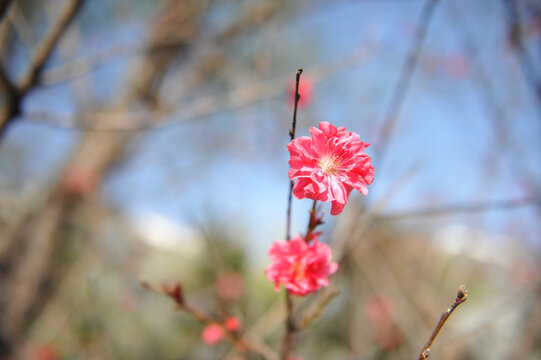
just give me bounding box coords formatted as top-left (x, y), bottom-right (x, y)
top-left (266, 121), bottom-right (374, 296)
top-left (201, 316), bottom-right (241, 346)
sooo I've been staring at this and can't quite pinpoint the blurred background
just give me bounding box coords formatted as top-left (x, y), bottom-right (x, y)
top-left (1, 0), bottom-right (540, 359)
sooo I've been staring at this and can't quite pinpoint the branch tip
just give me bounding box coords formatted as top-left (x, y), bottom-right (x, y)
top-left (417, 285), bottom-right (468, 360)
top-left (457, 284), bottom-right (467, 300)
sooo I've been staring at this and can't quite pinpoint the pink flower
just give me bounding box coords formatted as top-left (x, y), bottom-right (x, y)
top-left (288, 121), bottom-right (374, 215)
top-left (265, 235), bottom-right (338, 296)
top-left (225, 316), bottom-right (241, 332)
top-left (290, 77), bottom-right (312, 108)
top-left (202, 324), bottom-right (224, 346)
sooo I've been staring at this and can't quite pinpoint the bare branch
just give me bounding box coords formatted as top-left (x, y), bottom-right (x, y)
top-left (0, 0), bottom-right (14, 22)
top-left (502, 0), bottom-right (541, 105)
top-left (0, 62), bottom-right (19, 125)
top-left (377, 197), bottom-right (541, 221)
top-left (141, 279), bottom-right (278, 360)
top-left (18, 0), bottom-right (84, 93)
top-left (418, 285), bottom-right (468, 359)
top-left (281, 68), bottom-right (303, 360)
top-left (286, 68), bottom-right (303, 241)
top-left (375, 0), bottom-right (440, 169)
top-left (22, 38), bottom-right (378, 132)
top-left (0, 1), bottom-right (204, 357)
top-left (0, 0), bottom-right (84, 139)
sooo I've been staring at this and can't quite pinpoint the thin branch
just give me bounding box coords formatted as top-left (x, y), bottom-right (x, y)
top-left (418, 285), bottom-right (468, 360)
top-left (40, 42), bottom-right (142, 86)
top-left (304, 200), bottom-right (320, 242)
top-left (281, 292), bottom-right (295, 360)
top-left (502, 0), bottom-right (541, 105)
top-left (0, 0), bottom-right (84, 139)
top-left (289, 68), bottom-right (302, 142)
top-left (0, 62), bottom-right (19, 129)
top-left (376, 197), bottom-right (541, 221)
top-left (281, 200), bottom-right (324, 359)
top-left (449, 1), bottom-right (541, 207)
top-left (348, 241), bottom-right (429, 350)
top-left (1, 1), bottom-right (205, 357)
top-left (20, 42), bottom-right (378, 132)
top-left (40, 1), bottom-right (288, 87)
top-left (281, 68), bottom-right (303, 360)
top-left (285, 68), bottom-right (303, 242)
top-left (140, 280), bottom-right (277, 360)
top-left (18, 0), bottom-right (84, 93)
top-left (6, 2), bottom-right (36, 48)
top-left (0, 0), bottom-right (14, 22)
top-left (374, 0), bottom-right (440, 169)
top-left (281, 198), bottom-right (325, 359)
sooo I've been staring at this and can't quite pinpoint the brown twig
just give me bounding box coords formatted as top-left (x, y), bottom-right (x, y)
top-left (449, 0), bottom-right (541, 216)
top-left (289, 68), bottom-right (303, 142)
top-left (285, 67), bottom-right (303, 241)
top-left (280, 291), bottom-right (296, 360)
top-left (18, 0), bottom-right (84, 93)
top-left (304, 200), bottom-right (321, 242)
top-left (0, 0), bottom-right (84, 138)
top-left (0, 0), bottom-right (14, 22)
top-left (0, 62), bottom-right (19, 131)
top-left (281, 68), bottom-right (303, 360)
top-left (503, 0), bottom-right (541, 105)
top-left (0, 1), bottom-right (208, 358)
top-left (21, 42), bottom-right (378, 132)
top-left (376, 197), bottom-right (541, 221)
top-left (417, 285), bottom-right (468, 359)
top-left (140, 279), bottom-right (276, 360)
top-left (281, 202), bottom-right (325, 359)
top-left (140, 280), bottom-right (215, 323)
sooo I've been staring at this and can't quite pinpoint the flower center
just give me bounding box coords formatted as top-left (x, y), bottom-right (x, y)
top-left (292, 261), bottom-right (306, 280)
top-left (319, 155), bottom-right (341, 176)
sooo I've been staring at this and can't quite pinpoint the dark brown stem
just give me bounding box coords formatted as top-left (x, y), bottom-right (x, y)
top-left (0, 0), bottom-right (85, 139)
top-left (417, 285), bottom-right (468, 359)
top-left (289, 68), bottom-right (303, 141)
top-left (281, 201), bottom-right (324, 359)
top-left (281, 68), bottom-right (303, 360)
top-left (281, 292), bottom-right (296, 360)
top-left (0, 63), bottom-right (20, 136)
top-left (0, 0), bottom-right (14, 22)
top-left (140, 280), bottom-right (276, 360)
top-left (304, 200), bottom-right (319, 242)
top-left (18, 0), bottom-right (85, 93)
top-left (285, 68), bottom-right (303, 241)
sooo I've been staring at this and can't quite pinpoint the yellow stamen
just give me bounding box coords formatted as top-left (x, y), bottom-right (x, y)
top-left (320, 155), bottom-right (341, 176)
top-left (292, 262), bottom-right (306, 280)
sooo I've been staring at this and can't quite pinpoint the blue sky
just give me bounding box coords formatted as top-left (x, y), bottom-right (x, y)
top-left (1, 0), bottom-right (540, 259)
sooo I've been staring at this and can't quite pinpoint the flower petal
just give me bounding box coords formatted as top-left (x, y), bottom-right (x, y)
top-left (287, 122), bottom-right (374, 215)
